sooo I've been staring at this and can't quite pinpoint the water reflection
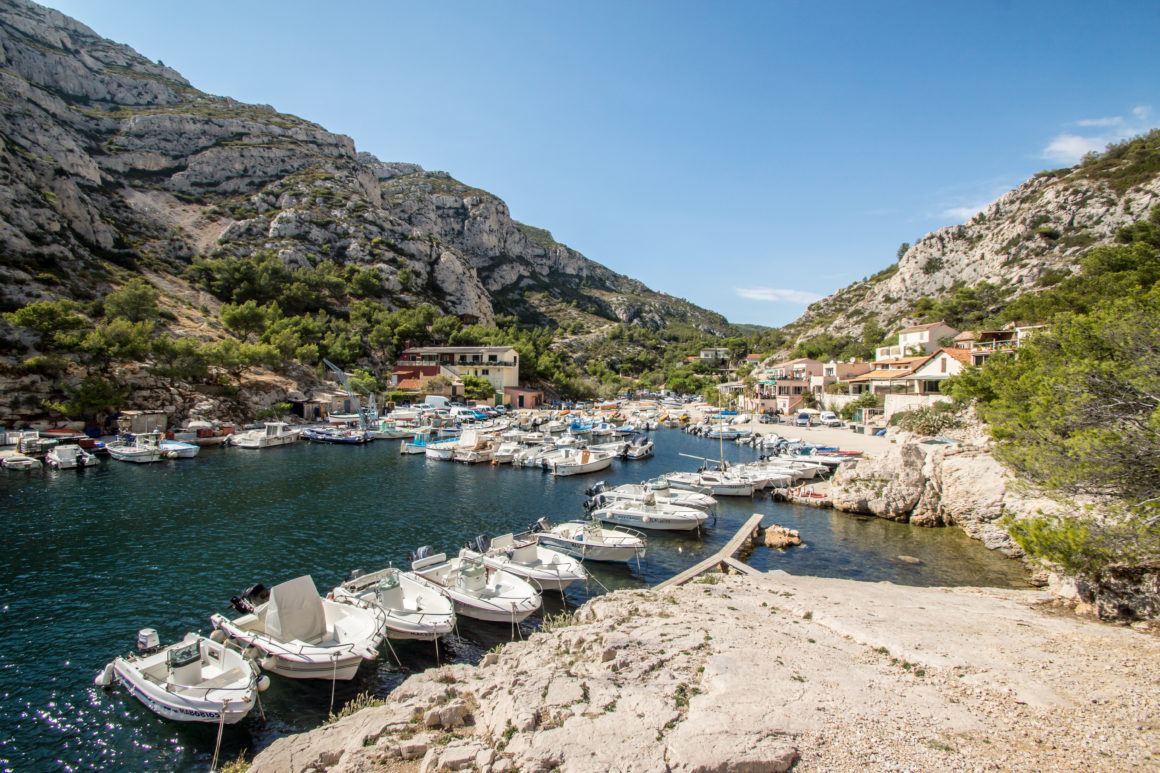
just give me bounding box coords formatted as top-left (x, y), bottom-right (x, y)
top-left (0, 428), bottom-right (1026, 771)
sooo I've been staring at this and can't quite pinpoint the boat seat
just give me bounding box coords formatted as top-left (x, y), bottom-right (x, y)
top-left (196, 666), bottom-right (246, 690)
top-left (511, 544), bottom-right (540, 565)
top-left (490, 534), bottom-right (515, 551)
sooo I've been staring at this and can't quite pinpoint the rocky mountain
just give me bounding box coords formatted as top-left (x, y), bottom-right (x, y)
top-left (785, 135), bottom-right (1160, 341)
top-left (0, 0), bottom-right (730, 334)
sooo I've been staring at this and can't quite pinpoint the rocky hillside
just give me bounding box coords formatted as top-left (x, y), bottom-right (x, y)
top-left (786, 135), bottom-right (1160, 341)
top-left (247, 572), bottom-right (1160, 773)
top-left (0, 0), bottom-right (729, 334)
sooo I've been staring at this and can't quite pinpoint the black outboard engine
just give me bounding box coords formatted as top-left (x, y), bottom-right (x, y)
top-left (230, 582), bottom-right (269, 614)
top-left (584, 481), bottom-right (607, 497)
top-left (529, 517), bottom-right (549, 534)
top-left (474, 535), bottom-right (491, 554)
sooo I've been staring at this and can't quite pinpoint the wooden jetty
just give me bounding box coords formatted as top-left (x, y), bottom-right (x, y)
top-left (656, 512), bottom-right (766, 589)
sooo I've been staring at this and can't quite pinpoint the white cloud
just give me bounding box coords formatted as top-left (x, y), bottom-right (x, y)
top-left (1042, 133), bottom-right (1106, 164)
top-left (1042, 106), bottom-right (1157, 165)
top-left (736, 287), bottom-right (821, 304)
top-left (941, 202), bottom-right (991, 221)
top-left (1075, 116), bottom-right (1122, 127)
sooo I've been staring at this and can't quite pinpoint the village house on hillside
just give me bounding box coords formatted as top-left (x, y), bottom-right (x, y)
top-left (875, 321), bottom-right (959, 361)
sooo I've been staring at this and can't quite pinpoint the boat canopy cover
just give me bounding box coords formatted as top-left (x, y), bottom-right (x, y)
top-left (266, 575), bottom-right (326, 644)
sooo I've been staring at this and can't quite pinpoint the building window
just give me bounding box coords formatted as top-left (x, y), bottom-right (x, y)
top-left (940, 358), bottom-right (947, 373)
top-left (482, 369), bottom-right (489, 375)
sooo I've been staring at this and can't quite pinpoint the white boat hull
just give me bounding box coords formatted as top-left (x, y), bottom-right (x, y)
top-left (592, 505), bottom-right (708, 532)
top-left (532, 523), bottom-right (647, 563)
top-left (105, 633), bottom-right (258, 724)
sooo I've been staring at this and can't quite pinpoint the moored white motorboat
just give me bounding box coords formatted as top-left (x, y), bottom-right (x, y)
top-left (548, 447), bottom-right (615, 477)
top-left (95, 629), bottom-right (267, 724)
top-left (301, 427), bottom-right (370, 444)
top-left (585, 479), bottom-right (717, 510)
top-left (410, 549), bottom-right (541, 623)
top-left (210, 576), bottom-right (386, 680)
top-left (461, 534), bottom-right (586, 592)
top-left (424, 438), bottom-right (458, 461)
top-left (665, 470), bottom-right (754, 497)
top-left (492, 441), bottom-right (523, 464)
top-left (160, 439), bottom-right (200, 459)
top-left (525, 518), bottom-right (646, 563)
top-left (106, 432), bottom-right (168, 463)
top-left (589, 499), bottom-right (710, 532)
top-left (230, 422), bottom-right (301, 449)
top-left (46, 445), bottom-right (100, 469)
top-left (624, 433), bottom-right (654, 459)
top-left (1, 453), bottom-right (42, 470)
top-left (334, 567), bottom-right (454, 641)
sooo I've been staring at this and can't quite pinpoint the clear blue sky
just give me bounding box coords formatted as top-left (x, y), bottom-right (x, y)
top-left (43, 0), bottom-right (1160, 327)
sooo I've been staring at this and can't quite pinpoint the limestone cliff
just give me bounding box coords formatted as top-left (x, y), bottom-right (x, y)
top-left (0, 0), bottom-right (729, 332)
top-left (245, 572), bottom-right (1160, 773)
top-left (787, 144), bottom-right (1160, 342)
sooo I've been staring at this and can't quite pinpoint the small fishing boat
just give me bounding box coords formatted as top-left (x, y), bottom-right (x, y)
top-left (367, 418), bottom-right (415, 440)
top-left (333, 567), bottom-right (454, 641)
top-left (623, 433), bottom-right (654, 459)
top-left (160, 438), bottom-right (200, 459)
top-left (410, 549), bottom-right (541, 623)
top-left (210, 576), bottom-right (386, 680)
top-left (492, 441), bottom-right (523, 464)
top-left (1, 453), bottom-right (42, 470)
top-left (423, 438), bottom-right (458, 461)
top-left (585, 479), bottom-right (717, 510)
top-left (589, 499), bottom-right (710, 532)
top-left (45, 445), bottom-right (100, 469)
top-left (301, 427), bottom-right (371, 444)
top-left (665, 470), bottom-right (754, 497)
top-left (461, 534), bottom-right (586, 591)
top-left (230, 422), bottom-right (301, 449)
top-left (95, 629), bottom-right (267, 724)
top-left (525, 518), bottom-right (647, 563)
top-left (547, 447), bottom-right (615, 477)
top-left (106, 432), bottom-right (168, 463)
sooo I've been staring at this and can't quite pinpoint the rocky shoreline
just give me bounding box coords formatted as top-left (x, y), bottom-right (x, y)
top-left (249, 571), bottom-right (1160, 773)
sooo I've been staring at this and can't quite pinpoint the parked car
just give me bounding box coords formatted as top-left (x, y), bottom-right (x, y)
top-left (819, 411), bottom-right (842, 427)
top-left (794, 412), bottom-right (813, 427)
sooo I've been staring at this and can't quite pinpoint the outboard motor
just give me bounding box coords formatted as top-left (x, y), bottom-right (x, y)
top-left (474, 535), bottom-right (491, 554)
top-left (411, 545), bottom-right (435, 563)
top-left (230, 582), bottom-right (269, 614)
top-left (137, 628), bottom-right (161, 655)
top-left (348, 568), bottom-right (366, 582)
top-left (584, 481), bottom-right (607, 497)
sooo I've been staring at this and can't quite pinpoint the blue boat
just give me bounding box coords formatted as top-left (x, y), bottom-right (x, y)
top-left (302, 427), bottom-right (371, 444)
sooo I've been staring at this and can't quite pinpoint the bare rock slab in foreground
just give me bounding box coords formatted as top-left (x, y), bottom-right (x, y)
top-left (250, 572), bottom-right (1160, 773)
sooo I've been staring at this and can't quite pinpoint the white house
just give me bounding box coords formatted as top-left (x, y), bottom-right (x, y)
top-left (875, 321), bottom-right (959, 361)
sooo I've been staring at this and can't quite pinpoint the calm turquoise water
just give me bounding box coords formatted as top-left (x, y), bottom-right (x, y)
top-left (0, 429), bottom-right (1028, 771)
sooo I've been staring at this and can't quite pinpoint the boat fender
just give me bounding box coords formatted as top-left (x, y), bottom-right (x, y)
top-left (209, 629), bottom-right (227, 643)
top-left (257, 675), bottom-right (271, 692)
top-left (260, 656), bottom-right (277, 672)
top-left (94, 663), bottom-right (114, 688)
top-left (243, 646), bottom-right (260, 660)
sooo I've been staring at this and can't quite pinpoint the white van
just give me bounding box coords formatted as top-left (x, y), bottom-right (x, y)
top-left (425, 395), bottom-right (450, 410)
